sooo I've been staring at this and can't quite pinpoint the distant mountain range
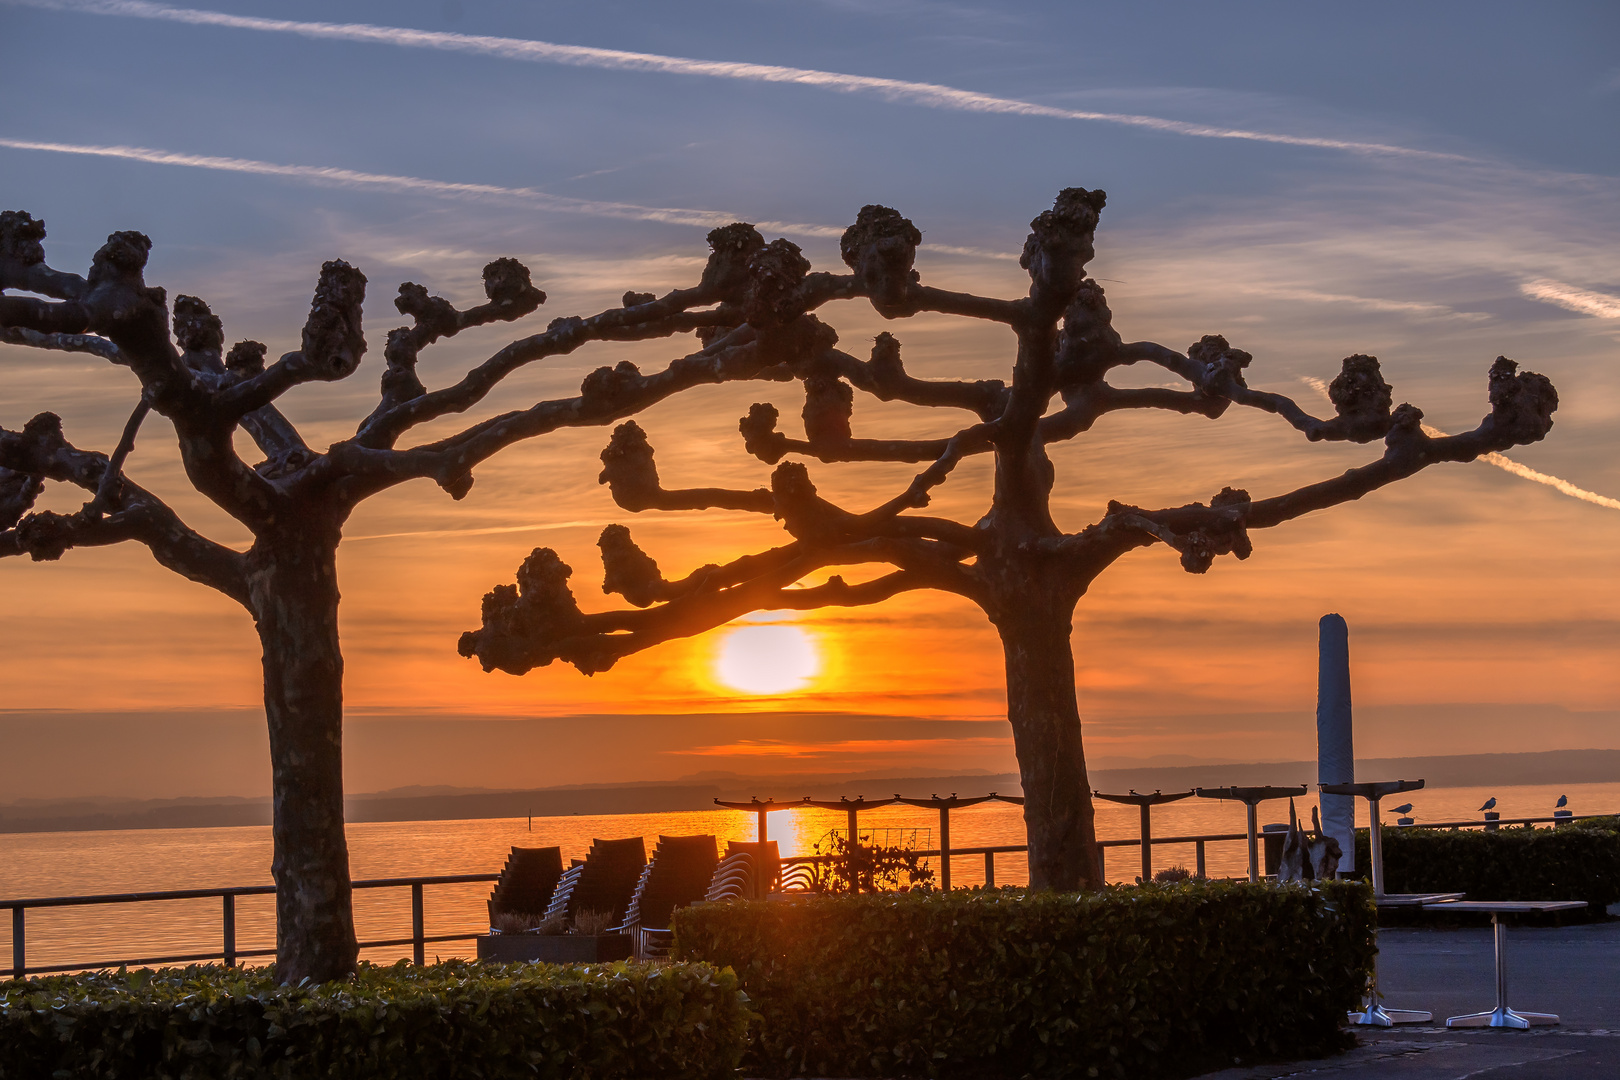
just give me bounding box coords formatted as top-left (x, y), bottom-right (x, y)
top-left (2, 749), bottom-right (1615, 834)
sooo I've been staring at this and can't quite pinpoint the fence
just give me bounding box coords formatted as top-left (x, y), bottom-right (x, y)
top-left (4, 811), bottom-right (1608, 978)
top-left (5, 873), bottom-right (497, 978)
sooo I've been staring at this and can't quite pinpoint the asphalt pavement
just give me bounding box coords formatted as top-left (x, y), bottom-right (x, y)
top-left (1199, 917), bottom-right (1620, 1079)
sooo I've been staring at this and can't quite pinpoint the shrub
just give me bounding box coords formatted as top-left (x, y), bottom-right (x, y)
top-left (804, 833), bottom-right (936, 894)
top-left (1356, 817), bottom-right (1620, 912)
top-left (0, 959), bottom-right (748, 1080)
top-left (673, 880), bottom-right (1375, 1079)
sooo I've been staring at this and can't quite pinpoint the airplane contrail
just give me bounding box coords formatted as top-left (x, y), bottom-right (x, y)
top-left (0, 136), bottom-right (845, 236)
top-left (1299, 377), bottom-right (1619, 512)
top-left (1520, 279), bottom-right (1620, 319)
top-left (0, 136), bottom-right (1019, 258)
top-left (13, 0), bottom-right (1473, 163)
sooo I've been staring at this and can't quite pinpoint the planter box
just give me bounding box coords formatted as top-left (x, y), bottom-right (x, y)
top-left (476, 933), bottom-right (633, 964)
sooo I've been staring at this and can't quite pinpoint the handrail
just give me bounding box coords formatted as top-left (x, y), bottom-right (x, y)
top-left (4, 873), bottom-right (501, 979)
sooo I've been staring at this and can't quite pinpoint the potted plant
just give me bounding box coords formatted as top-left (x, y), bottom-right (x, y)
top-left (476, 909), bottom-right (633, 963)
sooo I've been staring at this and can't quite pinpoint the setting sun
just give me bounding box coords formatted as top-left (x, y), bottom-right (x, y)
top-left (716, 624), bottom-right (820, 695)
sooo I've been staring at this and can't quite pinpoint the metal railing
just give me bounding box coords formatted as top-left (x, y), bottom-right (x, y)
top-left (5, 811), bottom-right (1608, 977)
top-left (3, 873), bottom-right (498, 978)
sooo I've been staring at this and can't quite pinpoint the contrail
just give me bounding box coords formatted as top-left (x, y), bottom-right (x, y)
top-left (1520, 279), bottom-right (1620, 319)
top-left (0, 136), bottom-right (845, 237)
top-left (0, 136), bottom-right (1019, 258)
top-left (1301, 377), bottom-right (1619, 512)
top-left (15, 0), bottom-right (1473, 163)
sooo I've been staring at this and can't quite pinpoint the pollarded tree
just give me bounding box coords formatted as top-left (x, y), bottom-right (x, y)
top-left (0, 209), bottom-right (840, 982)
top-left (460, 189), bottom-right (1559, 892)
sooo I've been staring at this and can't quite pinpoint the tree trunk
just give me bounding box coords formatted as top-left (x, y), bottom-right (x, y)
top-left (997, 593), bottom-right (1099, 891)
top-left (249, 530), bottom-right (357, 984)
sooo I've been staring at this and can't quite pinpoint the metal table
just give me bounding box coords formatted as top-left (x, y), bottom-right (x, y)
top-left (1193, 785), bottom-right (1307, 882)
top-left (1424, 900), bottom-right (1589, 1028)
top-left (1320, 780), bottom-right (1453, 1027)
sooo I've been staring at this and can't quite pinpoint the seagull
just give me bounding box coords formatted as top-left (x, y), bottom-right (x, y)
top-left (1390, 803), bottom-right (1414, 816)
top-left (1479, 797), bottom-right (1497, 812)
top-left (1556, 794), bottom-right (1569, 809)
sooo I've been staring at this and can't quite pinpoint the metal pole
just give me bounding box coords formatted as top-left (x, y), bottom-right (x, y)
top-left (847, 807), bottom-right (860, 894)
top-left (1140, 803), bottom-right (1152, 883)
top-left (1246, 802), bottom-right (1260, 882)
top-left (939, 806), bottom-right (951, 891)
top-left (1368, 795), bottom-right (1385, 896)
top-left (984, 850), bottom-right (995, 888)
top-left (1494, 914), bottom-right (1507, 1014)
top-left (222, 894), bottom-right (236, 967)
top-left (1195, 840), bottom-right (1206, 880)
top-left (11, 907), bottom-right (22, 978)
top-left (411, 883), bottom-right (425, 966)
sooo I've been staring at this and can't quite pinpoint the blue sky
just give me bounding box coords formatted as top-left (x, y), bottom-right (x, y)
top-left (3, 0), bottom-right (1619, 797)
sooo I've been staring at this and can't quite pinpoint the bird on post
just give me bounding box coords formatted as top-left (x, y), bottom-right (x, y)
top-left (1479, 797), bottom-right (1497, 812)
top-left (1556, 794), bottom-right (1569, 809)
top-left (1390, 803), bottom-right (1414, 816)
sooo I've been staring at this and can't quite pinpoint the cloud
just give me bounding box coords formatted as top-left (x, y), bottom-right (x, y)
top-left (16, 0), bottom-right (1472, 162)
top-left (1520, 278), bottom-right (1620, 318)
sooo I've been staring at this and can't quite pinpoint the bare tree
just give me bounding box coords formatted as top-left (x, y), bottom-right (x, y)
top-left (0, 209), bottom-right (824, 982)
top-left (460, 189), bottom-right (1559, 892)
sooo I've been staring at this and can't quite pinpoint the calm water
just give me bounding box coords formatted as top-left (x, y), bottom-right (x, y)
top-left (3, 782), bottom-right (1615, 974)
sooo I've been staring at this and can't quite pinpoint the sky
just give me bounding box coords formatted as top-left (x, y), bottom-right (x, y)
top-left (2, 0), bottom-right (1618, 800)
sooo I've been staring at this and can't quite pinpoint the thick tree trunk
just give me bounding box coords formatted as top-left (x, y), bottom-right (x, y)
top-left (997, 593), bottom-right (1099, 891)
top-left (249, 530), bottom-right (357, 984)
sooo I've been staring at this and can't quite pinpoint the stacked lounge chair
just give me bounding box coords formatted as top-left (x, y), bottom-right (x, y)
top-left (619, 834), bottom-right (721, 957)
top-left (542, 836), bottom-right (647, 927)
top-left (486, 846), bottom-right (565, 926)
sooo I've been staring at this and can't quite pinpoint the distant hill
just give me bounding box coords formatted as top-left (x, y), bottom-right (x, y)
top-left (2, 750), bottom-right (1615, 834)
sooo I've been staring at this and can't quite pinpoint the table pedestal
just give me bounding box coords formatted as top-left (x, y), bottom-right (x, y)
top-left (1446, 913), bottom-right (1558, 1028)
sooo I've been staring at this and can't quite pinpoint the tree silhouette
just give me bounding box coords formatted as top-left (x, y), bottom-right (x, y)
top-left (0, 209), bottom-right (817, 982)
top-left (460, 189), bottom-right (1559, 891)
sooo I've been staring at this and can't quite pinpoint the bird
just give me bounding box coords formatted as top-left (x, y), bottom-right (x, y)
top-left (1479, 797), bottom-right (1497, 812)
top-left (1390, 803), bottom-right (1414, 816)
top-left (1556, 794), bottom-right (1569, 809)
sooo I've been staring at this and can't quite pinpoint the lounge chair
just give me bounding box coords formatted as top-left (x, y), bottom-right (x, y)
top-left (542, 836), bottom-right (647, 927)
top-left (486, 846), bottom-right (564, 927)
top-left (618, 834), bottom-right (720, 958)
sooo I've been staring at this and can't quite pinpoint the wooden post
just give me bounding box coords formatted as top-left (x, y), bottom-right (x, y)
top-left (1246, 802), bottom-right (1260, 883)
top-left (757, 806), bottom-right (768, 844)
top-left (11, 907), bottom-right (23, 978)
top-left (222, 894), bottom-right (237, 967)
top-left (411, 883), bottom-right (425, 966)
top-left (939, 805), bottom-right (952, 891)
top-left (984, 850), bottom-right (995, 887)
top-left (1195, 840), bottom-right (1206, 880)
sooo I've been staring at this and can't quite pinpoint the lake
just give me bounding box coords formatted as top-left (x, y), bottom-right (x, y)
top-left (3, 781), bottom-right (1614, 974)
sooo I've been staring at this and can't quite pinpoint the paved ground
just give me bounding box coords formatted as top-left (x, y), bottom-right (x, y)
top-left (1199, 919), bottom-right (1620, 1078)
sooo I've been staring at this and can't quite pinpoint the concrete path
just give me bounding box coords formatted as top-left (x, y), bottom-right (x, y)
top-left (1200, 919), bottom-right (1620, 1078)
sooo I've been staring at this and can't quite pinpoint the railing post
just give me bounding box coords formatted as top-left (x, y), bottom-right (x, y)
top-left (1195, 840), bottom-right (1206, 881)
top-left (11, 907), bottom-right (22, 978)
top-left (222, 894), bottom-right (236, 967)
top-left (938, 806), bottom-right (952, 891)
top-left (412, 882), bottom-right (425, 966)
top-left (1139, 803), bottom-right (1153, 884)
top-left (984, 850), bottom-right (994, 888)
top-left (847, 807), bottom-right (860, 895)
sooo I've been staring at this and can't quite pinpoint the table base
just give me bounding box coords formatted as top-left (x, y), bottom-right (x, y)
top-left (1348, 1002), bottom-right (1431, 1027)
top-left (1446, 1007), bottom-right (1559, 1029)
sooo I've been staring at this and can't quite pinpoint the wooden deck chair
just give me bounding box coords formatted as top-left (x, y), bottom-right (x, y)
top-left (486, 846), bottom-right (565, 926)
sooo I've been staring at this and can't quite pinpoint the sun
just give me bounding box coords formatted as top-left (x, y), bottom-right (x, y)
top-left (715, 624), bottom-right (820, 695)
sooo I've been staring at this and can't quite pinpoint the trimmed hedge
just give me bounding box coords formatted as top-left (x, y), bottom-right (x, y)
top-left (0, 959), bottom-right (747, 1080)
top-left (673, 881), bottom-right (1375, 1079)
top-left (1355, 817), bottom-right (1620, 912)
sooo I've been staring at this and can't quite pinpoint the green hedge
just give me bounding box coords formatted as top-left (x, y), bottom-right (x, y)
top-left (1355, 817), bottom-right (1620, 912)
top-left (673, 881), bottom-right (1375, 1079)
top-left (0, 959), bottom-right (747, 1080)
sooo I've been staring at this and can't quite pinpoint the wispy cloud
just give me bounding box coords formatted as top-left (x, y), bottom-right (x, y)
top-left (15, 0), bottom-right (1472, 162)
top-left (1520, 278), bottom-right (1620, 318)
